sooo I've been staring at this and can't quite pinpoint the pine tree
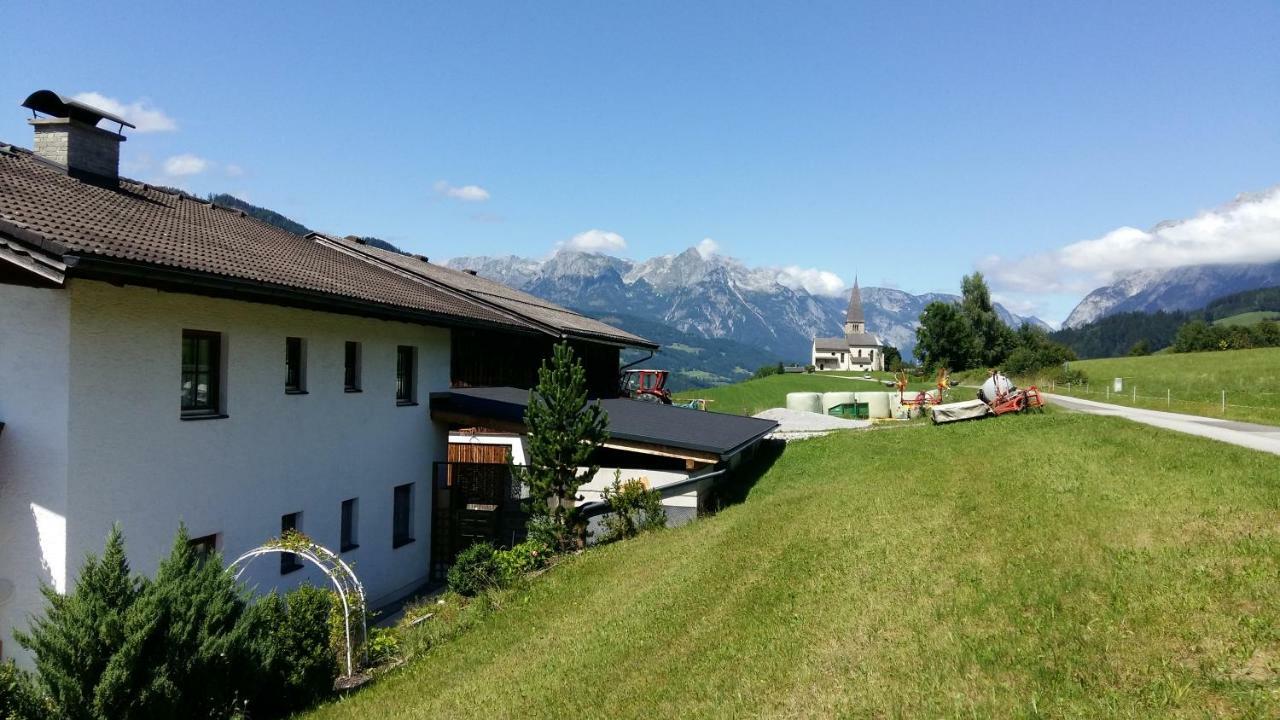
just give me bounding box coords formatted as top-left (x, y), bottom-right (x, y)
top-left (512, 342), bottom-right (609, 550)
top-left (14, 525), bottom-right (139, 720)
top-left (93, 526), bottom-right (252, 719)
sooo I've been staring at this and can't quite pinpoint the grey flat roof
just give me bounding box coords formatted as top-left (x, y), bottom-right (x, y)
top-left (431, 386), bottom-right (778, 459)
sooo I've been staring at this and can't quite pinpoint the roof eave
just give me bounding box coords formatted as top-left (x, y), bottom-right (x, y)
top-left (63, 254), bottom-right (547, 335)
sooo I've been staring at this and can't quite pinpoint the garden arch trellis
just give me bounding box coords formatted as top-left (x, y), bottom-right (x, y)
top-left (228, 533), bottom-right (368, 677)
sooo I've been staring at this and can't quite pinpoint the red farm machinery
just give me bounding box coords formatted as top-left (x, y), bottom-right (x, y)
top-left (619, 369), bottom-right (673, 404)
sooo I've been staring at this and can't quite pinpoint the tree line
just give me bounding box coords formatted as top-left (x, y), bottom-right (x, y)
top-left (1049, 285), bottom-right (1280, 359)
top-left (915, 272), bottom-right (1076, 376)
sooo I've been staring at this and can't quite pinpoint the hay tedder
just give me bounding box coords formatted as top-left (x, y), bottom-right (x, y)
top-left (895, 368), bottom-right (952, 412)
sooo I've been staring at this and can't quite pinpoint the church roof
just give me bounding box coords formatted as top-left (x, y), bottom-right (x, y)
top-left (846, 277), bottom-right (865, 324)
top-left (814, 331), bottom-right (881, 350)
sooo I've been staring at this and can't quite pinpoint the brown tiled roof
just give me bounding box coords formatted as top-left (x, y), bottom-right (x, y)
top-left (318, 234), bottom-right (656, 348)
top-left (0, 145), bottom-right (535, 332)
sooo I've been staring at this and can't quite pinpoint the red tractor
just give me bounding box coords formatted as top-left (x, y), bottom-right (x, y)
top-left (620, 369), bottom-right (672, 404)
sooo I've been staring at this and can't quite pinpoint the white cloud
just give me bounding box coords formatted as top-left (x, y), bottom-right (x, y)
top-left (224, 164), bottom-right (244, 177)
top-left (72, 92), bottom-right (176, 133)
top-left (695, 237), bottom-right (720, 258)
top-left (775, 266), bottom-right (846, 296)
top-left (982, 185), bottom-right (1280, 300)
top-left (562, 229), bottom-right (627, 253)
top-left (433, 180), bottom-right (490, 202)
top-left (163, 154), bottom-right (208, 177)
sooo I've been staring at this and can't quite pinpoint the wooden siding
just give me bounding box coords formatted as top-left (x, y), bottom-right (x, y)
top-left (447, 442), bottom-right (511, 464)
top-left (450, 329), bottom-right (622, 397)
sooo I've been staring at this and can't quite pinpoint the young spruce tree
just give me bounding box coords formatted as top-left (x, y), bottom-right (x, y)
top-left (93, 526), bottom-right (253, 719)
top-left (14, 525), bottom-right (139, 720)
top-left (512, 342), bottom-right (609, 551)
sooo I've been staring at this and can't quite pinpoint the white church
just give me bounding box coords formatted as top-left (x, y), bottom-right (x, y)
top-left (811, 279), bottom-right (884, 372)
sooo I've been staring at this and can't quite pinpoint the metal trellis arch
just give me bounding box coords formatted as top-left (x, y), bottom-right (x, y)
top-left (227, 533), bottom-right (368, 677)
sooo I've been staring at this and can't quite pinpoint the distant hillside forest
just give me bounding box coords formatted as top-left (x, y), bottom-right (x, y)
top-left (609, 312), bottom-right (782, 392)
top-left (207, 193), bottom-right (401, 253)
top-left (1052, 285), bottom-right (1280, 358)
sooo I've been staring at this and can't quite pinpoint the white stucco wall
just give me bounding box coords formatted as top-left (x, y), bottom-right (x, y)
top-left (1, 279), bottom-right (451, 666)
top-left (0, 284), bottom-right (70, 665)
top-left (64, 280), bottom-right (448, 609)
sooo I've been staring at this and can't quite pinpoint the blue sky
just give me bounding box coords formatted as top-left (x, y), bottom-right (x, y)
top-left (4, 1), bottom-right (1279, 323)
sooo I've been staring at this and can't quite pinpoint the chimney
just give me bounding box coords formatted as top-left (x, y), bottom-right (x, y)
top-left (21, 90), bottom-right (134, 180)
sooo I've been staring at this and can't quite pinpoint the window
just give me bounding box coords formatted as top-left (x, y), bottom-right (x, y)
top-left (341, 498), bottom-right (359, 552)
top-left (188, 533), bottom-right (219, 556)
top-left (344, 341), bottom-right (362, 392)
top-left (285, 337), bottom-right (306, 393)
top-left (281, 512), bottom-right (303, 574)
top-left (396, 345), bottom-right (416, 404)
top-left (392, 483), bottom-right (414, 547)
top-left (181, 330), bottom-right (222, 417)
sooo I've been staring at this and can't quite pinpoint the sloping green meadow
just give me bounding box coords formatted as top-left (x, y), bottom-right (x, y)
top-left (1043, 347), bottom-right (1280, 426)
top-left (304, 412), bottom-right (1280, 719)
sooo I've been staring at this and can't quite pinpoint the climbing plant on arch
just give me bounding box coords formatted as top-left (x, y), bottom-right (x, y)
top-left (228, 531), bottom-right (368, 677)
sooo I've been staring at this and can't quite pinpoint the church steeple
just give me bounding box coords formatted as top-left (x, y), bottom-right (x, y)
top-left (844, 276), bottom-right (865, 334)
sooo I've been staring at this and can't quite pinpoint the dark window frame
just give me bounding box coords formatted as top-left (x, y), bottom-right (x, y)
top-left (280, 512), bottom-right (303, 574)
top-left (341, 497), bottom-right (359, 552)
top-left (181, 330), bottom-right (223, 418)
top-left (344, 341), bottom-right (362, 393)
top-left (392, 483), bottom-right (414, 547)
top-left (395, 345), bottom-right (416, 405)
top-left (188, 533), bottom-right (219, 555)
top-left (285, 337), bottom-right (307, 394)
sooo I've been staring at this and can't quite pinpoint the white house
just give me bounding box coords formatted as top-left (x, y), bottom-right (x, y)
top-left (0, 90), bottom-right (663, 666)
top-left (0, 90), bottom-right (777, 668)
top-left (811, 278), bottom-right (884, 372)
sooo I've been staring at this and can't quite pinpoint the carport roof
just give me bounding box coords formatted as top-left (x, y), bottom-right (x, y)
top-left (430, 387), bottom-right (778, 462)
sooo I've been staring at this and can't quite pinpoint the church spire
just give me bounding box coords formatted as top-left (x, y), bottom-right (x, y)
top-left (845, 276), bottom-right (865, 325)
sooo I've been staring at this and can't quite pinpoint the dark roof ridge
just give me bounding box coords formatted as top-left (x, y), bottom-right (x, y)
top-left (309, 232), bottom-right (545, 335)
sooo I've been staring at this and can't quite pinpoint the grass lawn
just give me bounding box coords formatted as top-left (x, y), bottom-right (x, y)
top-left (1215, 311), bottom-right (1280, 327)
top-left (1032, 347), bottom-right (1280, 426)
top-left (672, 371), bottom-right (942, 417)
top-left (304, 413), bottom-right (1280, 718)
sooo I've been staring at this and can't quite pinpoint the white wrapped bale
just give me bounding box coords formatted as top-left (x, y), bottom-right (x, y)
top-left (786, 392), bottom-right (823, 414)
top-left (858, 391), bottom-right (892, 418)
top-left (821, 391), bottom-right (859, 414)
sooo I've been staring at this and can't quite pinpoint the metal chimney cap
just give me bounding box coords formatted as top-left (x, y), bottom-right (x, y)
top-left (22, 90), bottom-right (136, 130)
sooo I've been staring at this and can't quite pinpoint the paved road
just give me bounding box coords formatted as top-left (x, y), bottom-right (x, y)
top-left (1046, 393), bottom-right (1280, 457)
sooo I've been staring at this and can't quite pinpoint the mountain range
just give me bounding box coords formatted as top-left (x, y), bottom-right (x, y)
top-left (447, 248), bottom-right (1049, 371)
top-left (1063, 260), bottom-right (1280, 328)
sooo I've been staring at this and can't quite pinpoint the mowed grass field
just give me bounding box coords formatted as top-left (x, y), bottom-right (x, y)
top-left (1037, 347), bottom-right (1280, 426)
top-left (1215, 311), bottom-right (1280, 327)
top-left (304, 413), bottom-right (1280, 719)
top-left (673, 371), bottom-right (943, 417)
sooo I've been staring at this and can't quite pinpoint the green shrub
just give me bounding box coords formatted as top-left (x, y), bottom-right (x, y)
top-left (447, 543), bottom-right (502, 597)
top-left (0, 660), bottom-right (44, 720)
top-left (493, 540), bottom-right (551, 584)
top-left (599, 472), bottom-right (667, 543)
top-left (243, 585), bottom-right (338, 715)
top-left (364, 626), bottom-right (401, 666)
top-left (751, 363), bottom-right (782, 380)
top-left (92, 527), bottom-right (255, 719)
top-left (14, 525), bottom-right (139, 720)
